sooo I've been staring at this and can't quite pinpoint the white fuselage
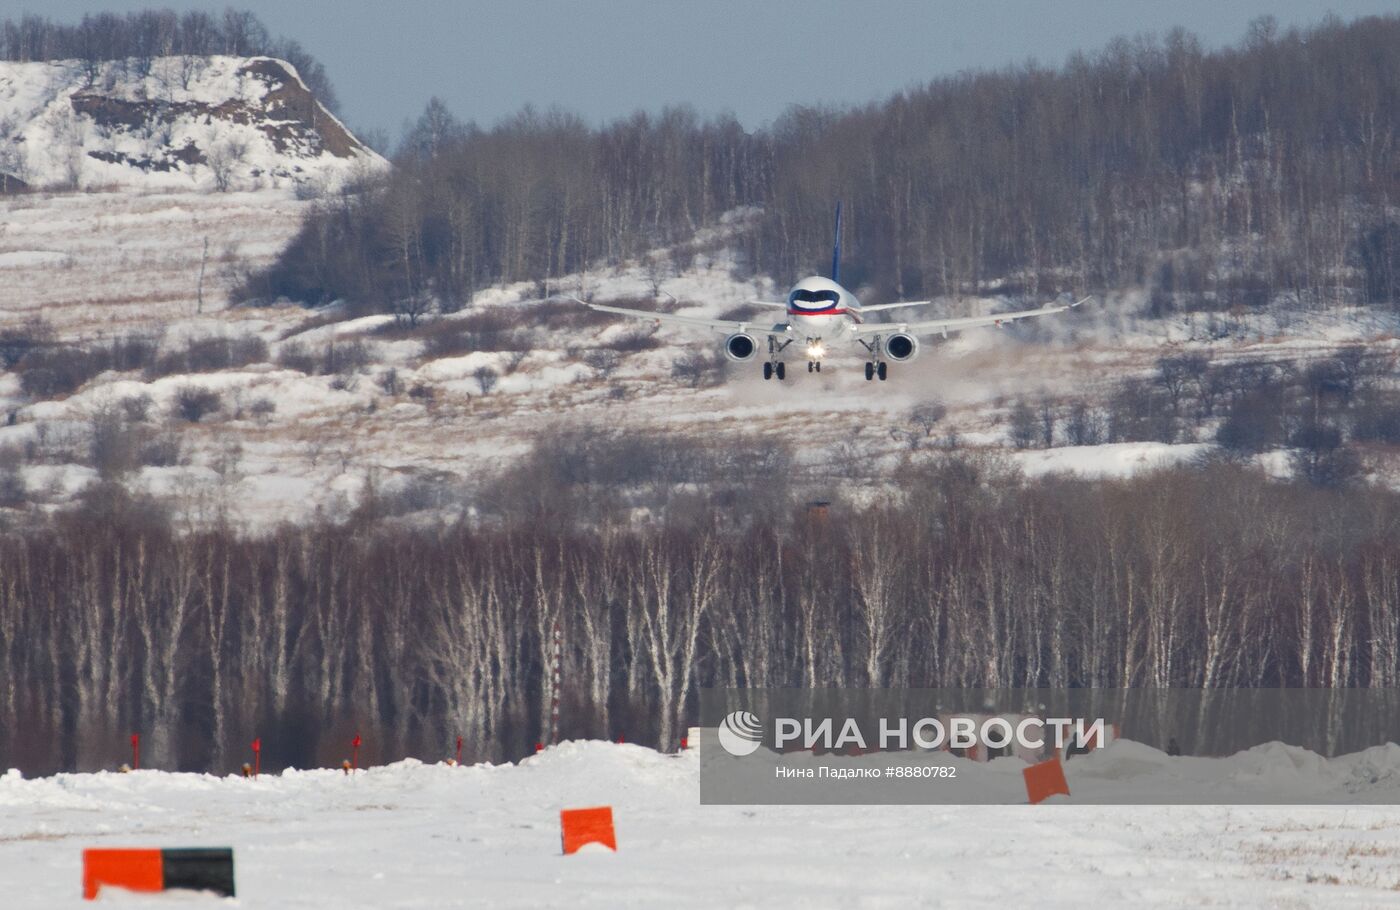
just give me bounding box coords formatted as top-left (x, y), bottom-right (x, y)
top-left (785, 276), bottom-right (860, 344)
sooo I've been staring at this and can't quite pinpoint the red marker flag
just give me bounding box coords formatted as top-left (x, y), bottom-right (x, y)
top-left (351, 733), bottom-right (362, 771)
top-left (251, 738), bottom-right (261, 778)
top-left (130, 733), bottom-right (140, 770)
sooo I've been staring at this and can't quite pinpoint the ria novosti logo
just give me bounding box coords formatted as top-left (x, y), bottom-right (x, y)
top-left (716, 710), bottom-right (1109, 756)
top-left (717, 710), bottom-right (764, 756)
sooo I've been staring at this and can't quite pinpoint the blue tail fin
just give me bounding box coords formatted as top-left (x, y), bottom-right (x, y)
top-left (831, 202), bottom-right (842, 284)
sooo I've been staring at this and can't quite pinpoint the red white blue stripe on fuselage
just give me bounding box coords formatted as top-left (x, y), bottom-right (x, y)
top-left (786, 307), bottom-right (856, 319)
top-left (786, 276), bottom-right (862, 338)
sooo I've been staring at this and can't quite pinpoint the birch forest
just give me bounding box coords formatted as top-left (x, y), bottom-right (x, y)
top-left (4, 456), bottom-right (1400, 774)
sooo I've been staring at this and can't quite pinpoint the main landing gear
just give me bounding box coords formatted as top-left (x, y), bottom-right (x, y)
top-left (763, 336), bottom-right (791, 381)
top-left (857, 337), bottom-right (888, 381)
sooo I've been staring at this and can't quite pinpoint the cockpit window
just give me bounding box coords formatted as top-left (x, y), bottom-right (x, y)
top-left (788, 289), bottom-right (842, 311)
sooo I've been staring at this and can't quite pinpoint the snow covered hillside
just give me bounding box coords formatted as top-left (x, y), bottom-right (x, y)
top-left (3, 183), bottom-right (1400, 526)
top-left (0, 56), bottom-right (384, 192)
top-left (5, 740), bottom-right (1400, 908)
top-left (8, 182), bottom-right (1400, 523)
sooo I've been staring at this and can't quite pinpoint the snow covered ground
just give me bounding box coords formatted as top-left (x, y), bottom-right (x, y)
top-left (5, 740), bottom-right (1400, 907)
top-left (5, 184), bottom-right (1400, 527)
top-left (1015, 441), bottom-right (1211, 479)
top-left (0, 187), bottom-right (307, 332)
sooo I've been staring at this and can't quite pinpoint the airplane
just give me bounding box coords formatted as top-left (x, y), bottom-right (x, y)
top-left (579, 204), bottom-right (1089, 381)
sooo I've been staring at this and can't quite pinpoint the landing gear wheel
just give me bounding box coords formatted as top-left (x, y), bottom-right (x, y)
top-left (763, 362), bottom-right (773, 381)
top-left (775, 362), bottom-right (786, 380)
top-left (864, 362), bottom-right (875, 381)
top-left (815, 362), bottom-right (822, 372)
top-left (877, 362), bottom-right (888, 381)
top-left (807, 361), bottom-right (814, 373)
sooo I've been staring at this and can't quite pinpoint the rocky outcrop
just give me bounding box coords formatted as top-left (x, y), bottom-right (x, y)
top-left (0, 56), bottom-right (385, 191)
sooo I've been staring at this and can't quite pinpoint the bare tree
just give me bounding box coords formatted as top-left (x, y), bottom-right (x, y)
top-left (1009, 401), bottom-right (1039, 449)
top-left (473, 366), bottom-right (499, 395)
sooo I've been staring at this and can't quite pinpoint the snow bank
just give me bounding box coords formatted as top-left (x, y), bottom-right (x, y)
top-left (4, 740), bottom-right (1400, 907)
top-left (1014, 442), bottom-right (1210, 479)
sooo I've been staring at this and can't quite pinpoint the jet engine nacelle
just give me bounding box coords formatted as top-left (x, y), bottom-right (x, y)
top-left (724, 332), bottom-right (759, 362)
top-left (883, 333), bottom-right (919, 362)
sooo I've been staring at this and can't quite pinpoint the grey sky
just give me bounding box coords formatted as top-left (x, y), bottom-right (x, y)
top-left (18, 2), bottom-right (1399, 142)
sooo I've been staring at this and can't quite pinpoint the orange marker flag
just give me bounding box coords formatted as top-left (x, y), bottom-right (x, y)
top-left (1023, 757), bottom-right (1070, 804)
top-left (560, 806), bottom-right (616, 854)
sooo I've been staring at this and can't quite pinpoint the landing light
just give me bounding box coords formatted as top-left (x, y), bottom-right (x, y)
top-left (806, 343), bottom-right (825, 359)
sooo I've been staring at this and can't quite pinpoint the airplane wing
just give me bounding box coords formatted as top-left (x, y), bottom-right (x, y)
top-left (851, 296), bottom-right (1090, 338)
top-left (582, 299), bottom-right (788, 335)
top-left (856, 300), bottom-right (937, 314)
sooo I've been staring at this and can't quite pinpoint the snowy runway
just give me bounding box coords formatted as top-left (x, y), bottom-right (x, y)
top-left (4, 742), bottom-right (1400, 907)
